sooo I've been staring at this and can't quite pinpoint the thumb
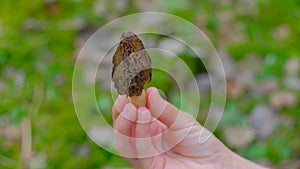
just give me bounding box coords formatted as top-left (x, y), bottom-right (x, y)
top-left (146, 88), bottom-right (224, 158)
top-left (147, 87), bottom-right (197, 130)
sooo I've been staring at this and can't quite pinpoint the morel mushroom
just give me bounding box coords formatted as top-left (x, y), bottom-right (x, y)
top-left (112, 32), bottom-right (151, 107)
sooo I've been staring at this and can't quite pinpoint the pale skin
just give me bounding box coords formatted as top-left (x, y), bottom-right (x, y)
top-left (112, 87), bottom-right (269, 169)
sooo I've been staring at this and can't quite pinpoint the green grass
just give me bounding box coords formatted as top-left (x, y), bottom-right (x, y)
top-left (1, 0), bottom-right (299, 168)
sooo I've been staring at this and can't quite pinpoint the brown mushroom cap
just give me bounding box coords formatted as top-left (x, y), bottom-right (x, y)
top-left (112, 32), bottom-right (151, 96)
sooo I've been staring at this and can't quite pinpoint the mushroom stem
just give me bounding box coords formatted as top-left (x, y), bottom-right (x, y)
top-left (128, 89), bottom-right (146, 107)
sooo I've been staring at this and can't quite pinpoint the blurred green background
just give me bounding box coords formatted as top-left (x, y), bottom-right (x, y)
top-left (1, 0), bottom-right (300, 169)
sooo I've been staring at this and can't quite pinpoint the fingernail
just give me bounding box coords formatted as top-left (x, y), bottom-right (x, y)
top-left (115, 95), bottom-right (127, 112)
top-left (115, 95), bottom-right (120, 107)
top-left (147, 87), bottom-right (157, 94)
top-left (138, 107), bottom-right (151, 123)
top-left (121, 103), bottom-right (136, 121)
top-left (116, 95), bottom-right (125, 105)
top-left (150, 88), bottom-right (162, 102)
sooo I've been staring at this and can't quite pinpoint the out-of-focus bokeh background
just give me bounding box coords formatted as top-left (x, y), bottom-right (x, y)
top-left (1, 0), bottom-right (300, 168)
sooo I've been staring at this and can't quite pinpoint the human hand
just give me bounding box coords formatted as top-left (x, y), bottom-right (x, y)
top-left (112, 87), bottom-right (268, 169)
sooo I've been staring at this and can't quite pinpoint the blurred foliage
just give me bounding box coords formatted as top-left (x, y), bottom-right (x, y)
top-left (0, 0), bottom-right (300, 168)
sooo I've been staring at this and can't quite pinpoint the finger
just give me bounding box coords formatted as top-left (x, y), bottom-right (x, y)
top-left (146, 87), bottom-right (157, 108)
top-left (113, 103), bottom-right (137, 158)
top-left (147, 87), bottom-right (176, 127)
top-left (149, 119), bottom-right (167, 154)
top-left (147, 87), bottom-right (196, 129)
top-left (112, 95), bottom-right (129, 121)
top-left (147, 87), bottom-right (199, 152)
top-left (135, 107), bottom-right (158, 158)
top-left (114, 103), bottom-right (136, 136)
top-left (150, 119), bottom-right (166, 137)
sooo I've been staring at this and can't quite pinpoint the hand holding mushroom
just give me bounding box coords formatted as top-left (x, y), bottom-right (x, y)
top-left (111, 32), bottom-right (269, 169)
